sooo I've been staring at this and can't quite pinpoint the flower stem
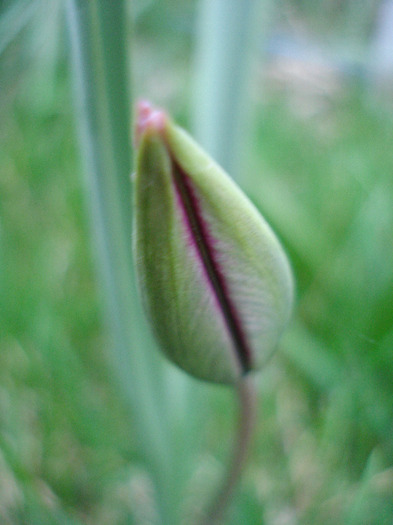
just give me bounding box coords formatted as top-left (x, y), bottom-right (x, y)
top-left (200, 375), bottom-right (257, 525)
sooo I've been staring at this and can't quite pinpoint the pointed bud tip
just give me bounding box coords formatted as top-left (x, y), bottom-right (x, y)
top-left (135, 100), bottom-right (167, 147)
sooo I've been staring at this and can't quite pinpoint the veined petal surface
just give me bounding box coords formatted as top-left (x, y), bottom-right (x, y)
top-left (134, 103), bottom-right (293, 384)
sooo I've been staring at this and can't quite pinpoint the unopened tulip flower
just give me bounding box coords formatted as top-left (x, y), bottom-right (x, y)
top-left (134, 101), bottom-right (293, 385)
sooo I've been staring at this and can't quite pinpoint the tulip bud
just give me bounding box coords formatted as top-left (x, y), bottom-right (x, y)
top-left (133, 101), bottom-right (293, 384)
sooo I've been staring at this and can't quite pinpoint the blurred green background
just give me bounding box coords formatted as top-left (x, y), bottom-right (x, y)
top-left (1, 0), bottom-right (393, 524)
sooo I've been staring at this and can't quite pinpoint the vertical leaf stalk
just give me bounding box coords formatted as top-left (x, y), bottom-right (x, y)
top-left (66, 2), bottom-right (176, 522)
top-left (192, 0), bottom-right (258, 179)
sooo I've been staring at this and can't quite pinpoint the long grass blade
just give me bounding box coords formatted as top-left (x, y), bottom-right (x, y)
top-left (65, 2), bottom-right (176, 522)
top-left (192, 0), bottom-right (259, 180)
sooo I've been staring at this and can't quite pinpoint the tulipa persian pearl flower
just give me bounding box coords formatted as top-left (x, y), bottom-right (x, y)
top-left (133, 101), bottom-right (293, 384)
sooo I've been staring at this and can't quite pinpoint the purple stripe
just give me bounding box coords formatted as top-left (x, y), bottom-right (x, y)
top-left (170, 156), bottom-right (252, 373)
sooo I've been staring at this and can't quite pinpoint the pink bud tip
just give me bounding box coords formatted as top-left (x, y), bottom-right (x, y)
top-left (135, 100), bottom-right (167, 147)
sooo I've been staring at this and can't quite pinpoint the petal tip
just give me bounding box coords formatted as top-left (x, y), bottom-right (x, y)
top-left (135, 100), bottom-right (167, 147)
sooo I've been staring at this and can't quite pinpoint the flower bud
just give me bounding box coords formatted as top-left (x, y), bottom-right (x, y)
top-left (133, 101), bottom-right (293, 384)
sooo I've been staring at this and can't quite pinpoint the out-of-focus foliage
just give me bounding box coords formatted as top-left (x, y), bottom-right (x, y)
top-left (0, 46), bottom-right (141, 525)
top-left (246, 89), bottom-right (393, 524)
top-left (279, 0), bottom-right (380, 41)
top-left (1, 1), bottom-right (392, 524)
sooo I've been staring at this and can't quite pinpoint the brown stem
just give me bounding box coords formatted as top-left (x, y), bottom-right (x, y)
top-left (199, 375), bottom-right (258, 525)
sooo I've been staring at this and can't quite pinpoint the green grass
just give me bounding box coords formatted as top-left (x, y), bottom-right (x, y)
top-left (1, 15), bottom-right (393, 525)
top-left (245, 91), bottom-right (393, 524)
top-left (0, 71), bottom-right (140, 524)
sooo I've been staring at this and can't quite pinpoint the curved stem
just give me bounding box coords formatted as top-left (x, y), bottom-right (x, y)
top-left (200, 375), bottom-right (258, 525)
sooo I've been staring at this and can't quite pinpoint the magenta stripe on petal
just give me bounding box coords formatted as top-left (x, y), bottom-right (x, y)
top-left (170, 156), bottom-right (252, 373)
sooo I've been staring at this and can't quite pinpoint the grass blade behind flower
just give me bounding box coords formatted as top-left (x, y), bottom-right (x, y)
top-left (65, 2), bottom-right (177, 522)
